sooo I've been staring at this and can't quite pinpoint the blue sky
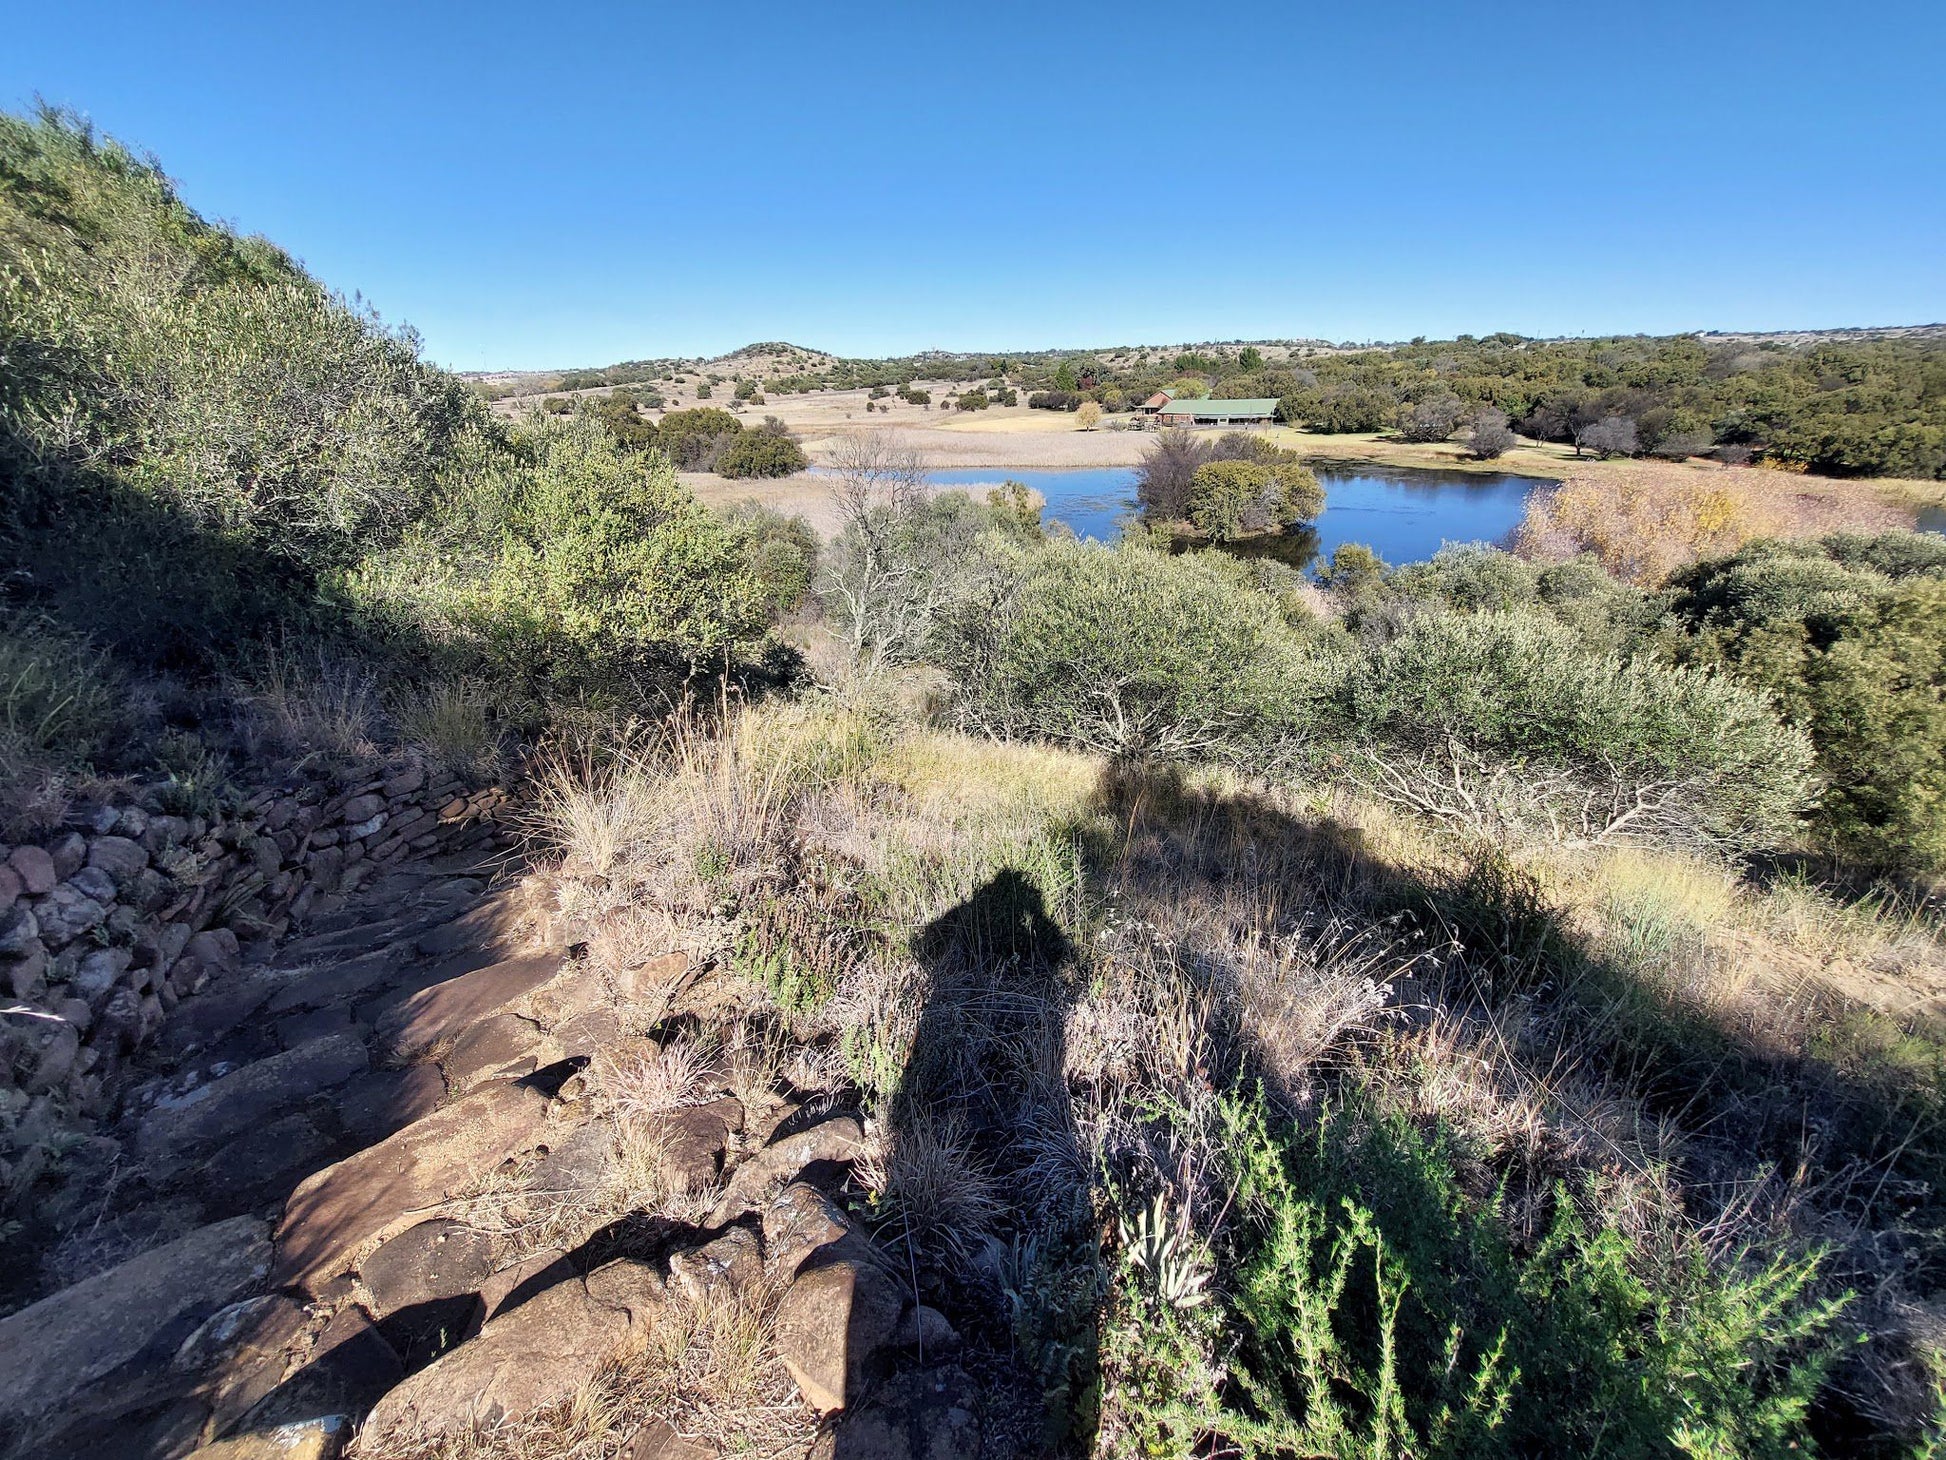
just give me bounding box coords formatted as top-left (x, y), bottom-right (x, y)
top-left (6, 1), bottom-right (1942, 370)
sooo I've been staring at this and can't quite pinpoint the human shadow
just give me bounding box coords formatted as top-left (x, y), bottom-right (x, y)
top-left (842, 868), bottom-right (1099, 1455)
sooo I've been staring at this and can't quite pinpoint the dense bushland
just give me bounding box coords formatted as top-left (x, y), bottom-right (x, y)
top-left (800, 495), bottom-right (1943, 1449)
top-left (595, 330), bottom-right (1946, 478)
top-left (1664, 535), bottom-right (1946, 869)
top-left (935, 540), bottom-right (1312, 763)
top-left (0, 107), bottom-right (802, 800)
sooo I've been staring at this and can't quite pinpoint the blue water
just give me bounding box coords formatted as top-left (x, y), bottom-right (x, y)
top-left (912, 464), bottom-right (1548, 567)
top-left (919, 467), bottom-right (1138, 542)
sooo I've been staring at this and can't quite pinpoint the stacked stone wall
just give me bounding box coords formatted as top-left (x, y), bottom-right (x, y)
top-left (0, 755), bottom-right (513, 1200)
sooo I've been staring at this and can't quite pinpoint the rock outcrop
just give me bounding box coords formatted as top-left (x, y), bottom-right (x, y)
top-left (0, 763), bottom-right (985, 1460)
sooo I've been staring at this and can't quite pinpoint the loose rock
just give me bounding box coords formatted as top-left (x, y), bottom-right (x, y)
top-left (360, 1260), bottom-right (665, 1443)
top-left (274, 1076), bottom-right (553, 1290)
top-left (773, 1253), bottom-right (905, 1414)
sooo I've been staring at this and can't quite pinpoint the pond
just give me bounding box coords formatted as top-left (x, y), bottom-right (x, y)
top-left (914, 463), bottom-right (1551, 569)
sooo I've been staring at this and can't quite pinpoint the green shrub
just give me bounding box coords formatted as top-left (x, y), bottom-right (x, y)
top-left (715, 430), bottom-right (807, 479)
top-left (0, 107), bottom-right (478, 663)
top-left (936, 540), bottom-right (1312, 764)
top-left (1190, 1095), bottom-right (1846, 1460)
top-left (1325, 608), bottom-right (1815, 849)
top-left (1189, 460), bottom-right (1275, 539)
top-left (725, 506), bottom-right (819, 615)
top-left (349, 415), bottom-right (772, 712)
top-left (580, 391), bottom-right (658, 452)
top-left (656, 406), bottom-right (744, 469)
top-left (1140, 432), bottom-right (1323, 529)
top-left (1373, 546), bottom-right (1655, 654)
top-left (957, 388), bottom-right (990, 411)
top-left (1665, 533), bottom-right (1946, 868)
top-left (1187, 456), bottom-right (1321, 541)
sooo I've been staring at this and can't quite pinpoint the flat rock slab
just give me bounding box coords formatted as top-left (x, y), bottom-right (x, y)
top-left (0, 1215), bottom-right (271, 1425)
top-left (441, 1012), bottom-right (555, 1093)
top-left (626, 1420), bottom-right (720, 1460)
top-left (375, 954), bottom-right (563, 1063)
top-left (411, 893), bottom-right (528, 958)
top-left (264, 950), bottom-right (402, 1017)
top-left (712, 1114), bottom-right (863, 1224)
top-left (203, 1112), bottom-right (336, 1206)
top-left (274, 1077), bottom-right (553, 1291)
top-left (137, 1034), bottom-right (369, 1162)
top-left (337, 1064), bottom-right (446, 1144)
top-left (158, 974), bottom-right (281, 1060)
top-left (358, 1219), bottom-right (500, 1318)
top-left (663, 1098), bottom-right (745, 1194)
top-left (762, 1181), bottom-right (856, 1281)
top-left (186, 1417), bottom-right (349, 1460)
top-left (237, 1304), bottom-right (402, 1431)
top-left (360, 1259), bottom-right (664, 1444)
top-left (275, 1005), bottom-right (360, 1050)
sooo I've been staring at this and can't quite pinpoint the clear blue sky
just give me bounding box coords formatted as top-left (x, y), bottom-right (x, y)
top-left (6, 1), bottom-right (1943, 370)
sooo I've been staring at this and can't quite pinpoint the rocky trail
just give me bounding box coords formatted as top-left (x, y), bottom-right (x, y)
top-left (0, 828), bottom-right (980, 1460)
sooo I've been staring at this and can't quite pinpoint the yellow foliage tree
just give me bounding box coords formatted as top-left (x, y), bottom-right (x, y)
top-left (1076, 401), bottom-right (1103, 431)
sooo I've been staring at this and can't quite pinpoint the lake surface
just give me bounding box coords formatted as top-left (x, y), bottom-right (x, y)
top-left (916, 464), bottom-right (1548, 568)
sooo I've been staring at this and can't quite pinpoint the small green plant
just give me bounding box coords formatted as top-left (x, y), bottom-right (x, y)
top-left (1117, 1193), bottom-right (1212, 1310)
top-left (1191, 1094), bottom-right (1848, 1460)
top-left (0, 618), bottom-right (120, 764)
top-left (153, 731), bottom-right (235, 816)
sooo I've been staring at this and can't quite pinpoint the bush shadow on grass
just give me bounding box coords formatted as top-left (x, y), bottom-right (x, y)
top-left (1079, 759), bottom-right (1943, 1456)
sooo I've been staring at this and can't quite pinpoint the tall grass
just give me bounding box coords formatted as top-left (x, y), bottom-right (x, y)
top-left (530, 693), bottom-right (1945, 1455)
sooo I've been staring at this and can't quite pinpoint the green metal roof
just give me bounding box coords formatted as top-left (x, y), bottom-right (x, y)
top-left (1155, 397), bottom-right (1279, 418)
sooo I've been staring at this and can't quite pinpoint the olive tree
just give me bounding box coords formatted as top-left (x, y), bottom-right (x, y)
top-left (1324, 609), bottom-right (1815, 850)
top-left (1394, 392), bottom-right (1465, 443)
top-left (1579, 416), bottom-right (1640, 459)
top-left (817, 432), bottom-right (1003, 670)
top-left (935, 540), bottom-right (1313, 766)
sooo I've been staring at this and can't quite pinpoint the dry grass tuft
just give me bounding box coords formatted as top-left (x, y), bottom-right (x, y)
top-left (452, 1113), bottom-right (715, 1260)
top-left (358, 1275), bottom-right (811, 1459)
top-left (585, 1039), bottom-right (713, 1121)
top-left (1516, 461), bottom-right (1906, 585)
top-left (394, 677), bottom-right (503, 777)
top-left (528, 748), bottom-right (658, 882)
top-left (859, 1112), bottom-right (1005, 1269)
top-left (247, 646), bottom-right (385, 757)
